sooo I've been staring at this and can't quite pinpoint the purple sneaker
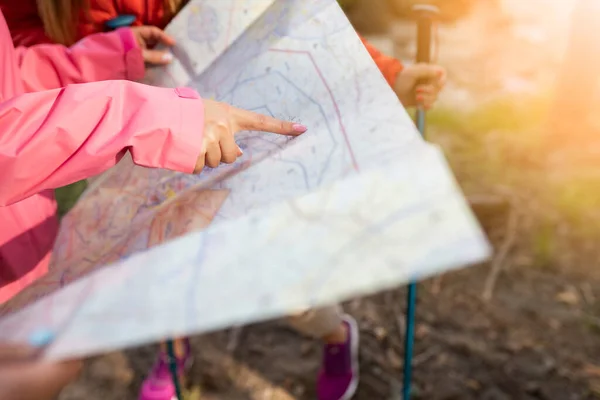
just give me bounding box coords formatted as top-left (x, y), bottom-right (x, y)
top-left (317, 314), bottom-right (360, 400)
top-left (138, 339), bottom-right (192, 400)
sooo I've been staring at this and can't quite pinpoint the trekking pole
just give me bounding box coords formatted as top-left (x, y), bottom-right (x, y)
top-left (402, 4), bottom-right (439, 400)
top-left (166, 339), bottom-right (184, 400)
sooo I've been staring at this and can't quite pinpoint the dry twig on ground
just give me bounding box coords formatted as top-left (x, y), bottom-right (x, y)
top-left (482, 199), bottom-right (519, 301)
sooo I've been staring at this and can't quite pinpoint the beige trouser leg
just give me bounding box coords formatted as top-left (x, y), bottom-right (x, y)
top-left (286, 305), bottom-right (344, 338)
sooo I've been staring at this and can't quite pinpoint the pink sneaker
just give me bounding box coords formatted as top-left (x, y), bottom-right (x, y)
top-left (138, 339), bottom-right (192, 400)
top-left (316, 315), bottom-right (360, 400)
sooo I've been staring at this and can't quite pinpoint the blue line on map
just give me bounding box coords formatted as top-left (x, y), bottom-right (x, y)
top-left (218, 68), bottom-right (339, 188)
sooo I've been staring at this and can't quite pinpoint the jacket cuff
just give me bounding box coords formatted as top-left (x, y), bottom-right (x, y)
top-left (115, 28), bottom-right (145, 81)
top-left (161, 87), bottom-right (205, 173)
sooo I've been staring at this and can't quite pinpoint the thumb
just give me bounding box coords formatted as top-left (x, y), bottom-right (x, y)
top-left (143, 49), bottom-right (174, 65)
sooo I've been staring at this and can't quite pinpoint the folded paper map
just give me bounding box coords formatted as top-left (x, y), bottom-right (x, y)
top-left (0, 0), bottom-right (491, 361)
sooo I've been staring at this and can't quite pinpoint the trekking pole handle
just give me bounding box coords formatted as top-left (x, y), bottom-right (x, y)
top-left (412, 4), bottom-right (439, 64)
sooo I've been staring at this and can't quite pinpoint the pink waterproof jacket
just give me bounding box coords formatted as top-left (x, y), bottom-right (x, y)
top-left (0, 10), bottom-right (204, 304)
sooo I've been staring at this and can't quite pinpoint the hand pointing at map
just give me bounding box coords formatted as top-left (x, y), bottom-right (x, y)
top-left (195, 100), bottom-right (308, 173)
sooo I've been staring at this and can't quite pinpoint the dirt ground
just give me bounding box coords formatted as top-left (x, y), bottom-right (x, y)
top-left (59, 1), bottom-right (600, 399)
top-left (59, 215), bottom-right (600, 400)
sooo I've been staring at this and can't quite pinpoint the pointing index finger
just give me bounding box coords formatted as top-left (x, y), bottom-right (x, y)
top-left (232, 107), bottom-right (307, 136)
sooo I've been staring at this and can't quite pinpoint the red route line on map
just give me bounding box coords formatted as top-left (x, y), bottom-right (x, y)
top-left (268, 48), bottom-right (359, 172)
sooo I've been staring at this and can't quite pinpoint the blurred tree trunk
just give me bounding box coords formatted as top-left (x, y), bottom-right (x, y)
top-left (344, 0), bottom-right (393, 34)
top-left (547, 0), bottom-right (600, 148)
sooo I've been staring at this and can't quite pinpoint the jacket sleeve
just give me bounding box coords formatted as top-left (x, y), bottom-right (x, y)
top-left (359, 36), bottom-right (404, 87)
top-left (0, 80), bottom-right (203, 206)
top-left (14, 28), bottom-right (145, 92)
